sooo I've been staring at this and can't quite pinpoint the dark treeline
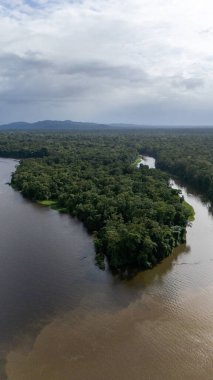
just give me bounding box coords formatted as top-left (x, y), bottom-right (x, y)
top-left (2, 130), bottom-right (193, 273)
top-left (138, 130), bottom-right (213, 203)
top-left (0, 132), bottom-right (49, 158)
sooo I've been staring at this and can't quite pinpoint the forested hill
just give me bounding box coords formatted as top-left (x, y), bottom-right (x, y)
top-left (0, 120), bottom-right (109, 131)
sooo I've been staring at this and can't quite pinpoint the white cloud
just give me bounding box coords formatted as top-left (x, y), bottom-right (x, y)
top-left (0, 0), bottom-right (213, 124)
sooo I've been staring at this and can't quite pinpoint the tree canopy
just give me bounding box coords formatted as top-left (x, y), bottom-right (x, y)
top-left (0, 129), bottom-right (197, 273)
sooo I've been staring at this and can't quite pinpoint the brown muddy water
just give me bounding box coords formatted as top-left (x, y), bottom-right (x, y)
top-left (0, 157), bottom-right (213, 379)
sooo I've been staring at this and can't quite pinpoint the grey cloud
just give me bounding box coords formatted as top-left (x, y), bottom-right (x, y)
top-left (0, 53), bottom-right (53, 78)
top-left (0, 52), bottom-right (149, 84)
top-left (0, 0), bottom-right (213, 125)
top-left (0, 51), bottom-right (151, 106)
top-left (171, 76), bottom-right (204, 90)
top-left (60, 61), bottom-right (149, 82)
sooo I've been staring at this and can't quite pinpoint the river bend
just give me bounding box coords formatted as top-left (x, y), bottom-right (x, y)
top-left (0, 157), bottom-right (212, 380)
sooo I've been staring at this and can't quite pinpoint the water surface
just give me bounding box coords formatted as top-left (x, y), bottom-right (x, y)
top-left (0, 158), bottom-right (212, 379)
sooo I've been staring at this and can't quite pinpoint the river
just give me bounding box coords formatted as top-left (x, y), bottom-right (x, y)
top-left (0, 157), bottom-right (213, 379)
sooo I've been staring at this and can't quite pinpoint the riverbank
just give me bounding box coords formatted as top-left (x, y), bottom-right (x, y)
top-left (38, 199), bottom-right (67, 212)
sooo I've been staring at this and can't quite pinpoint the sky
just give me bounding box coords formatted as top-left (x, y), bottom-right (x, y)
top-left (0, 0), bottom-right (213, 125)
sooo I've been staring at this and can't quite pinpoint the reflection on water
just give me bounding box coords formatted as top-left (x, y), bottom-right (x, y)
top-left (137, 155), bottom-right (156, 169)
top-left (127, 243), bottom-right (191, 289)
top-left (0, 158), bottom-right (212, 379)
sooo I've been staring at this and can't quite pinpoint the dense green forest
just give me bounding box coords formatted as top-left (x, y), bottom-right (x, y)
top-left (0, 129), bottom-right (196, 273)
top-left (138, 130), bottom-right (213, 203)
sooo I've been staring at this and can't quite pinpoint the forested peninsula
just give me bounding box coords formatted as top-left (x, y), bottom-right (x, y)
top-left (0, 129), bottom-right (196, 274)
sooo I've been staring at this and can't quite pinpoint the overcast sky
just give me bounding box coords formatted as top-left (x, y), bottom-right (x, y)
top-left (1, 0), bottom-right (213, 125)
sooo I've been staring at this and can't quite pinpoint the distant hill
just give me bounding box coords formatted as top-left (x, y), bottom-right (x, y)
top-left (0, 120), bottom-right (210, 131)
top-left (0, 120), bottom-right (110, 130)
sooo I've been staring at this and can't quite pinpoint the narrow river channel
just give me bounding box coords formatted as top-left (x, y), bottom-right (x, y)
top-left (0, 157), bottom-right (213, 379)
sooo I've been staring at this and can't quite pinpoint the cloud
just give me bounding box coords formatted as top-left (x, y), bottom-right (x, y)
top-left (0, 0), bottom-right (213, 124)
top-left (172, 76), bottom-right (205, 90)
top-left (59, 61), bottom-right (149, 83)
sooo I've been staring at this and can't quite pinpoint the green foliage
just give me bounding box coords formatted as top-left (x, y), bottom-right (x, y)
top-left (137, 129), bottom-right (213, 204)
top-left (0, 130), bottom-right (195, 273)
top-left (182, 201), bottom-right (195, 222)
